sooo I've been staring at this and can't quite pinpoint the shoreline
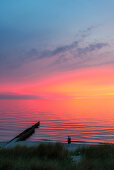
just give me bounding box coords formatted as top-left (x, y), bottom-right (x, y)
top-left (0, 140), bottom-right (113, 151)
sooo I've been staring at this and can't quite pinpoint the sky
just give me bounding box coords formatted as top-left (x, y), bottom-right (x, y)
top-left (0, 0), bottom-right (114, 100)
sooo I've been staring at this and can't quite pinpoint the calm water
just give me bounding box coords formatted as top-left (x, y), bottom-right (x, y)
top-left (0, 99), bottom-right (114, 143)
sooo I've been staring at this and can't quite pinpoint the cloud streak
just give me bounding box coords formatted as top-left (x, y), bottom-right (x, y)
top-left (0, 27), bottom-right (96, 67)
top-left (0, 93), bottom-right (42, 100)
top-left (0, 26), bottom-right (111, 84)
top-left (77, 43), bottom-right (108, 56)
top-left (27, 41), bottom-right (108, 63)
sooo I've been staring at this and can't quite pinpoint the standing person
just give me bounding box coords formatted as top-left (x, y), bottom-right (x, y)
top-left (67, 136), bottom-right (71, 147)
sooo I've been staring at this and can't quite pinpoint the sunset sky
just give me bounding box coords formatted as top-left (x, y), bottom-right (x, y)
top-left (0, 0), bottom-right (114, 101)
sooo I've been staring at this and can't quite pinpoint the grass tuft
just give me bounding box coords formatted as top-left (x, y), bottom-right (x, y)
top-left (0, 143), bottom-right (73, 170)
top-left (37, 142), bottom-right (68, 160)
top-left (75, 144), bottom-right (114, 170)
top-left (0, 143), bottom-right (113, 170)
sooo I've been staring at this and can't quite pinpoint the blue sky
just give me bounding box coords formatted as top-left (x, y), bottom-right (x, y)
top-left (0, 0), bottom-right (114, 85)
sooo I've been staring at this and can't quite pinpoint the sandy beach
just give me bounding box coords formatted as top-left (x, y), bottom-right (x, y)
top-left (0, 140), bottom-right (94, 151)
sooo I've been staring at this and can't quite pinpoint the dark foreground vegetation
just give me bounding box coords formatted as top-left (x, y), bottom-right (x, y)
top-left (0, 143), bottom-right (75, 170)
top-left (0, 143), bottom-right (114, 170)
top-left (75, 144), bottom-right (114, 170)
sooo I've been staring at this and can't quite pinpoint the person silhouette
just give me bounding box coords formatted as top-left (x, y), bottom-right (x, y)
top-left (67, 136), bottom-right (71, 147)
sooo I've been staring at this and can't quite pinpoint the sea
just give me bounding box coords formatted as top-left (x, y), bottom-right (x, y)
top-left (0, 99), bottom-right (114, 144)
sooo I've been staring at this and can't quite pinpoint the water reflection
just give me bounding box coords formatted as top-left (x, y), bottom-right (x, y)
top-left (0, 99), bottom-right (114, 143)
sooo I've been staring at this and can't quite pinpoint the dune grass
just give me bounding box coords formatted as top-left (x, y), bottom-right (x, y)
top-left (0, 143), bottom-right (114, 170)
top-left (75, 144), bottom-right (114, 170)
top-left (0, 143), bottom-right (75, 170)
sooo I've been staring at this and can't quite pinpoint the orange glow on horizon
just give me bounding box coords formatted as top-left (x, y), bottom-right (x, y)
top-left (23, 65), bottom-right (114, 100)
top-left (0, 65), bottom-right (114, 101)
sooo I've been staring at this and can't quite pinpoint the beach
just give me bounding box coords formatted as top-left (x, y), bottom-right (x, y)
top-left (0, 140), bottom-right (114, 170)
top-left (0, 140), bottom-right (91, 151)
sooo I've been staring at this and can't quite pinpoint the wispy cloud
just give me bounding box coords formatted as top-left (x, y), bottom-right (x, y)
top-left (26, 29), bottom-right (108, 63)
top-left (0, 93), bottom-right (42, 100)
top-left (0, 27), bottom-right (96, 68)
top-left (0, 92), bottom-right (71, 100)
top-left (0, 26), bottom-right (111, 83)
top-left (77, 43), bottom-right (108, 56)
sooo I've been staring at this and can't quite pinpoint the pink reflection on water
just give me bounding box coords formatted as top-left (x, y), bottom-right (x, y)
top-left (0, 99), bottom-right (114, 143)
